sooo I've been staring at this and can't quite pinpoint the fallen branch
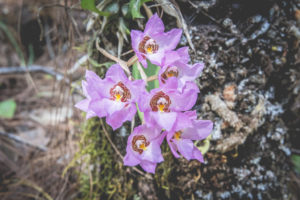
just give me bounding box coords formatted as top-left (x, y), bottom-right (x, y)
top-left (95, 38), bottom-right (132, 79)
top-left (206, 93), bottom-right (265, 153)
top-left (0, 131), bottom-right (47, 152)
top-left (156, 0), bottom-right (195, 50)
top-left (0, 65), bottom-right (86, 98)
top-left (0, 65), bottom-right (64, 81)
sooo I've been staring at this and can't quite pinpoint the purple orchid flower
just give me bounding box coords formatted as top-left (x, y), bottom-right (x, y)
top-left (124, 125), bottom-right (165, 174)
top-left (75, 64), bottom-right (145, 130)
top-left (159, 48), bottom-right (204, 90)
top-left (166, 111), bottom-right (213, 162)
top-left (131, 13), bottom-right (182, 68)
top-left (138, 77), bottom-right (199, 131)
top-left (162, 46), bottom-right (190, 66)
top-left (75, 80), bottom-right (97, 119)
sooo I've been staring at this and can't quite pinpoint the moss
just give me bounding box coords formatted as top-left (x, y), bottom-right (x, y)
top-left (65, 116), bottom-right (213, 199)
top-left (65, 118), bottom-right (137, 200)
top-left (154, 141), bottom-right (175, 199)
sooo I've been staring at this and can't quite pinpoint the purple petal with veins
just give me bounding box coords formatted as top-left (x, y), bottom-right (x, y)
top-left (123, 125), bottom-right (164, 174)
top-left (131, 13), bottom-right (182, 68)
top-left (75, 64), bottom-right (146, 130)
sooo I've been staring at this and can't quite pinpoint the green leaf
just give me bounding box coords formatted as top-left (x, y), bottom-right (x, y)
top-left (81, 0), bottom-right (110, 16)
top-left (132, 62), bottom-right (142, 80)
top-left (0, 99), bottom-right (17, 119)
top-left (136, 103), bottom-right (144, 123)
top-left (144, 60), bottom-right (160, 91)
top-left (195, 135), bottom-right (211, 155)
top-left (129, 0), bottom-right (151, 19)
top-left (132, 63), bottom-right (144, 122)
top-left (132, 60), bottom-right (160, 91)
top-left (291, 155), bottom-right (300, 174)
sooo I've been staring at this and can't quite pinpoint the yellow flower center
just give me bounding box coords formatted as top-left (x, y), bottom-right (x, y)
top-left (174, 131), bottom-right (181, 140)
top-left (139, 143), bottom-right (147, 150)
top-left (150, 91), bottom-right (171, 112)
top-left (167, 71), bottom-right (177, 77)
top-left (147, 46), bottom-right (153, 54)
top-left (115, 93), bottom-right (121, 101)
top-left (158, 104), bottom-right (165, 112)
top-left (132, 135), bottom-right (150, 154)
top-left (110, 82), bottom-right (131, 102)
top-left (139, 36), bottom-right (159, 55)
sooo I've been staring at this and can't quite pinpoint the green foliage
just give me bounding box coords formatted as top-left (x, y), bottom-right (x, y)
top-left (129, 0), bottom-right (151, 19)
top-left (132, 60), bottom-right (160, 122)
top-left (145, 61), bottom-right (160, 91)
top-left (132, 63), bottom-right (142, 80)
top-left (81, 0), bottom-right (110, 16)
top-left (132, 61), bottom-right (160, 91)
top-left (195, 135), bottom-right (211, 155)
top-left (0, 99), bottom-right (17, 119)
top-left (291, 155), bottom-right (300, 174)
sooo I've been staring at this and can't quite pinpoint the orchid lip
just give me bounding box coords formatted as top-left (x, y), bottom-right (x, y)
top-left (174, 131), bottom-right (182, 140)
top-left (161, 66), bottom-right (179, 83)
top-left (138, 36), bottom-right (159, 54)
top-left (132, 135), bottom-right (150, 154)
top-left (110, 81), bottom-right (131, 102)
top-left (150, 91), bottom-right (171, 112)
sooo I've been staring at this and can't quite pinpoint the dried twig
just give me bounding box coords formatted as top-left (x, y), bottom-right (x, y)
top-left (147, 75), bottom-right (158, 82)
top-left (19, 179), bottom-right (54, 200)
top-left (206, 93), bottom-right (265, 153)
top-left (127, 55), bottom-right (138, 67)
top-left (95, 38), bottom-right (132, 79)
top-left (0, 65), bottom-right (85, 98)
top-left (156, 0), bottom-right (195, 50)
top-left (121, 49), bottom-right (134, 56)
top-left (100, 119), bottom-right (124, 160)
top-left (188, 1), bottom-right (221, 26)
top-left (0, 131), bottom-right (47, 152)
top-left (0, 65), bottom-right (65, 81)
top-left (143, 3), bottom-right (153, 19)
top-left (137, 62), bottom-right (148, 82)
top-left (67, 54), bottom-right (89, 75)
top-left (37, 3), bottom-right (83, 41)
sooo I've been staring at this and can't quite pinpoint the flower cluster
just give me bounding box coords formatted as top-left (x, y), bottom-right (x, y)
top-left (76, 14), bottom-right (213, 174)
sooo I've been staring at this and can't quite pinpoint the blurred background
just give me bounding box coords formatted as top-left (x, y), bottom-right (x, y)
top-left (0, 0), bottom-right (299, 199)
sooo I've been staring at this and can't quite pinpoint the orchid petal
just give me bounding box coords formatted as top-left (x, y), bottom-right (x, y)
top-left (131, 30), bottom-right (144, 49)
top-left (182, 120), bottom-right (213, 140)
top-left (105, 64), bottom-right (128, 82)
top-left (151, 112), bottom-right (177, 131)
top-left (106, 104), bottom-right (136, 130)
top-left (141, 141), bottom-right (164, 163)
top-left (191, 147), bottom-right (204, 162)
top-left (154, 29), bottom-right (182, 51)
top-left (140, 160), bottom-right (157, 174)
top-left (167, 138), bottom-right (180, 158)
top-left (144, 13), bottom-right (164, 35)
top-left (175, 138), bottom-right (194, 160)
top-left (124, 151), bottom-right (141, 166)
